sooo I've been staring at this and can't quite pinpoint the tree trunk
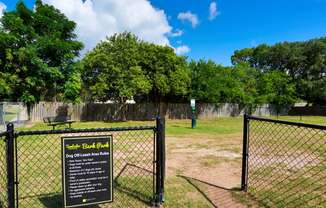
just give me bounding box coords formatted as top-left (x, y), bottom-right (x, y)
top-left (120, 98), bottom-right (127, 121)
top-left (27, 103), bottom-right (32, 121)
top-left (0, 104), bottom-right (4, 125)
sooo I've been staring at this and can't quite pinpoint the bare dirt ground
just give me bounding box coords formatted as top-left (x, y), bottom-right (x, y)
top-left (166, 133), bottom-right (250, 207)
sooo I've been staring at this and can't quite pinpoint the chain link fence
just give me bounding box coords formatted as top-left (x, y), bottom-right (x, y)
top-left (15, 127), bottom-right (158, 208)
top-left (242, 115), bottom-right (326, 208)
top-left (0, 132), bottom-right (8, 208)
top-left (0, 119), bottom-right (165, 208)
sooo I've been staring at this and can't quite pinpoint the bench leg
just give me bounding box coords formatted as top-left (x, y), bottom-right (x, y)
top-left (53, 126), bottom-right (55, 131)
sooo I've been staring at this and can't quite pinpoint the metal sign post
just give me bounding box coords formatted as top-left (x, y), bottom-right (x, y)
top-left (190, 99), bottom-right (196, 129)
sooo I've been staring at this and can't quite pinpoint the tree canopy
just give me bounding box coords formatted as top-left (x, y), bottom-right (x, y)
top-left (0, 0), bottom-right (83, 105)
top-left (0, 0), bottom-right (324, 112)
top-left (189, 60), bottom-right (298, 112)
top-left (82, 32), bottom-right (190, 104)
top-left (231, 38), bottom-right (326, 105)
top-left (83, 33), bottom-right (151, 103)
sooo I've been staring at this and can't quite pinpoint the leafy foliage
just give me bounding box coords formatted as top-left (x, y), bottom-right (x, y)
top-left (82, 33), bottom-right (151, 103)
top-left (82, 32), bottom-right (190, 104)
top-left (189, 60), bottom-right (225, 103)
top-left (232, 37), bottom-right (326, 105)
top-left (138, 42), bottom-right (190, 102)
top-left (190, 60), bottom-right (297, 113)
top-left (0, 1), bottom-right (83, 104)
top-left (259, 70), bottom-right (297, 113)
top-left (0, 0), bottom-right (323, 111)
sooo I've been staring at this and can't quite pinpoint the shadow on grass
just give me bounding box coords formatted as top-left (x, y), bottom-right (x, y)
top-left (114, 163), bottom-right (154, 206)
top-left (178, 175), bottom-right (245, 208)
top-left (39, 194), bottom-right (62, 208)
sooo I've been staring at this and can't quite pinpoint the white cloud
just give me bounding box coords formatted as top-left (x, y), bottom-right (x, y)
top-left (169, 29), bottom-right (183, 37)
top-left (43, 0), bottom-right (172, 54)
top-left (177, 11), bottom-right (199, 28)
top-left (209, 1), bottom-right (220, 21)
top-left (0, 2), bottom-right (6, 19)
top-left (175, 45), bottom-right (190, 55)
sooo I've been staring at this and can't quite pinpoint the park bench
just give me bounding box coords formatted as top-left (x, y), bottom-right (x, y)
top-left (43, 115), bottom-right (75, 130)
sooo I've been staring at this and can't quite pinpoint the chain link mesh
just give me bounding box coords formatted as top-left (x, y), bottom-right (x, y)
top-left (247, 119), bottom-right (326, 208)
top-left (15, 128), bottom-right (156, 208)
top-left (0, 132), bottom-right (8, 208)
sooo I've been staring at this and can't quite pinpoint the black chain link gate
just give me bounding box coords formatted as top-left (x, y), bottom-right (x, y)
top-left (242, 115), bottom-right (326, 208)
top-left (1, 117), bottom-right (165, 208)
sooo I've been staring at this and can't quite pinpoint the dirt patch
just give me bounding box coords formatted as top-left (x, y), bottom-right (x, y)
top-left (166, 134), bottom-right (249, 207)
top-left (251, 152), bottom-right (321, 169)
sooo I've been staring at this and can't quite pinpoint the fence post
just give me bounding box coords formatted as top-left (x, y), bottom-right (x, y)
top-left (241, 114), bottom-right (249, 191)
top-left (6, 123), bottom-right (15, 208)
top-left (155, 116), bottom-right (165, 206)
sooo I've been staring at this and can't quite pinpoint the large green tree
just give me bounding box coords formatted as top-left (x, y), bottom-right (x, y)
top-left (83, 33), bottom-right (151, 103)
top-left (260, 70), bottom-right (297, 115)
top-left (0, 0), bottom-right (83, 105)
top-left (229, 63), bottom-right (263, 114)
top-left (82, 33), bottom-right (152, 120)
top-left (138, 41), bottom-right (190, 103)
top-left (231, 38), bottom-right (326, 105)
top-left (189, 60), bottom-right (264, 113)
top-left (83, 32), bottom-right (190, 116)
top-left (189, 60), bottom-right (226, 103)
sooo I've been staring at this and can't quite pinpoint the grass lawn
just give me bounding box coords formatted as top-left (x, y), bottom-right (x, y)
top-left (7, 116), bottom-right (326, 207)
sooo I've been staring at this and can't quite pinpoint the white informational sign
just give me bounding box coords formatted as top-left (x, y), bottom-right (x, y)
top-left (190, 99), bottom-right (196, 108)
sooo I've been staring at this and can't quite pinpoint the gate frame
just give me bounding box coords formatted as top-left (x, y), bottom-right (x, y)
top-left (4, 117), bottom-right (165, 208)
top-left (241, 114), bottom-right (249, 191)
top-left (241, 114), bottom-right (326, 192)
top-left (6, 123), bottom-right (15, 208)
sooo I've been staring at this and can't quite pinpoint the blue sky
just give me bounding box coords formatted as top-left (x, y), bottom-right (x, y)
top-left (1, 0), bottom-right (326, 65)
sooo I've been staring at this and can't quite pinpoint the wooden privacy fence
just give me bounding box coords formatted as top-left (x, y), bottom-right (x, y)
top-left (28, 102), bottom-right (281, 122)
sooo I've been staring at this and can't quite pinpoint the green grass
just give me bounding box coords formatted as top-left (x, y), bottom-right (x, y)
top-left (164, 177), bottom-right (214, 207)
top-left (265, 116), bottom-right (326, 125)
top-left (18, 116), bottom-right (325, 136)
top-left (18, 117), bottom-right (245, 137)
top-left (166, 118), bottom-right (243, 137)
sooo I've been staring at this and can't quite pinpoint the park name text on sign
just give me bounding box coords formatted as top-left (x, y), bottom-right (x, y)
top-left (62, 135), bottom-right (113, 207)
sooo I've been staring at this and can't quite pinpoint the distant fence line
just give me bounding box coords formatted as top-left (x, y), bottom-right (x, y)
top-left (28, 102), bottom-right (281, 122)
top-left (1, 102), bottom-right (324, 123)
